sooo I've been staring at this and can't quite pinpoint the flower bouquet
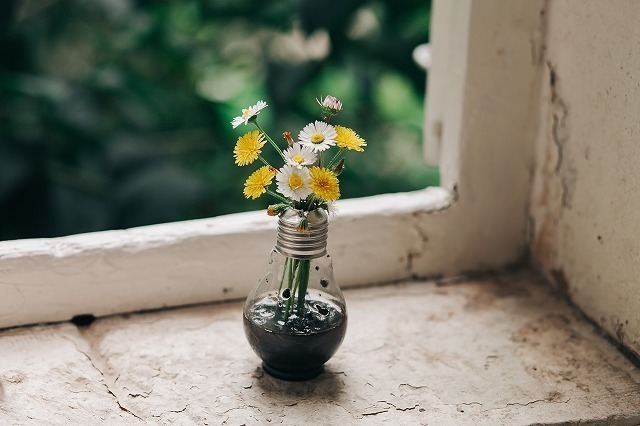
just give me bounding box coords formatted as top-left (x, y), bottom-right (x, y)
top-left (235, 96), bottom-right (364, 380)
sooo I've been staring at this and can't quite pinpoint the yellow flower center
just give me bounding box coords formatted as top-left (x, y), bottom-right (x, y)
top-left (241, 109), bottom-right (252, 119)
top-left (288, 174), bottom-right (303, 190)
top-left (292, 154), bottom-right (305, 164)
top-left (311, 132), bottom-right (325, 143)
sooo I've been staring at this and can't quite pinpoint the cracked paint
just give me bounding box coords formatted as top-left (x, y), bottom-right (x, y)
top-left (60, 333), bottom-right (144, 422)
top-left (546, 61), bottom-right (577, 210)
top-left (405, 214), bottom-right (430, 276)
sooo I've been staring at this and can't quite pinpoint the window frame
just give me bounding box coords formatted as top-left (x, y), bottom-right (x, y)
top-left (0, 0), bottom-right (545, 329)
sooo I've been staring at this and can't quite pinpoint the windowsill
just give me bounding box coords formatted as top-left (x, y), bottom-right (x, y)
top-left (0, 187), bottom-right (455, 330)
top-left (2, 268), bottom-right (639, 424)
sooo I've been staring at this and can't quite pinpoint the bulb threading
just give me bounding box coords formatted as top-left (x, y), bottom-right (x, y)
top-left (275, 209), bottom-right (328, 259)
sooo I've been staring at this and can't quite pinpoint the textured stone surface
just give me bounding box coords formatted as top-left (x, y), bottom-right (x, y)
top-left (0, 324), bottom-right (135, 424)
top-left (1, 270), bottom-right (639, 425)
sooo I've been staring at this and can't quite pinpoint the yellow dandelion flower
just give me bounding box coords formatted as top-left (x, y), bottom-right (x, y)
top-left (243, 166), bottom-right (276, 199)
top-left (309, 167), bottom-right (340, 201)
top-left (234, 130), bottom-right (266, 166)
top-left (335, 126), bottom-right (366, 152)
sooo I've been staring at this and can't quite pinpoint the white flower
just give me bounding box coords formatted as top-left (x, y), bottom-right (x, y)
top-left (276, 165), bottom-right (312, 201)
top-left (298, 120), bottom-right (337, 152)
top-left (283, 144), bottom-right (317, 169)
top-left (317, 95), bottom-right (342, 113)
top-left (231, 100), bottom-right (268, 128)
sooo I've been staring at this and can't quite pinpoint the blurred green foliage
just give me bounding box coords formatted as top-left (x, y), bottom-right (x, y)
top-left (0, 0), bottom-right (435, 240)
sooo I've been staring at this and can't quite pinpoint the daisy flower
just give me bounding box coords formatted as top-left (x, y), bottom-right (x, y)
top-left (298, 120), bottom-right (337, 152)
top-left (283, 144), bottom-right (317, 169)
top-left (335, 126), bottom-right (367, 152)
top-left (233, 130), bottom-right (266, 166)
top-left (231, 100), bottom-right (268, 128)
top-left (309, 167), bottom-right (340, 201)
top-left (276, 165), bottom-right (312, 201)
top-left (243, 166), bottom-right (276, 199)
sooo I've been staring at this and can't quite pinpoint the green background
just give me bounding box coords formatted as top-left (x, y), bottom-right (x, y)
top-left (0, 0), bottom-right (435, 240)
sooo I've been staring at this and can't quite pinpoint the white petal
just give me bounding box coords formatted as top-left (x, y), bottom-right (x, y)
top-left (275, 165), bottom-right (312, 201)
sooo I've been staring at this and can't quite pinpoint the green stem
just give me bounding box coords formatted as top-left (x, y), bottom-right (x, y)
top-left (258, 156), bottom-right (271, 167)
top-left (289, 263), bottom-right (301, 309)
top-left (295, 260), bottom-right (311, 315)
top-left (253, 121), bottom-right (286, 161)
top-left (283, 259), bottom-right (300, 321)
top-left (289, 259), bottom-right (297, 289)
top-left (327, 148), bottom-right (344, 168)
top-left (266, 189), bottom-right (290, 204)
top-left (278, 257), bottom-right (289, 293)
top-left (306, 195), bottom-right (317, 212)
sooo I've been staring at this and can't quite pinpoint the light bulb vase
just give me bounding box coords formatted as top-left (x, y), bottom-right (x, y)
top-left (243, 209), bottom-right (347, 381)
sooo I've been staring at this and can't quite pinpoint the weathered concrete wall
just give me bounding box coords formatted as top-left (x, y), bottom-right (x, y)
top-left (530, 1), bottom-right (640, 357)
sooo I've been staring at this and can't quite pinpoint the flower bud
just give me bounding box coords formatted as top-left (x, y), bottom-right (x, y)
top-left (267, 203), bottom-right (290, 217)
top-left (332, 158), bottom-right (345, 176)
top-left (317, 95), bottom-right (342, 116)
top-left (282, 131), bottom-right (295, 147)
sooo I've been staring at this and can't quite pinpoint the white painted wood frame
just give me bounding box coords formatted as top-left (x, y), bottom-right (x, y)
top-left (0, 0), bottom-right (546, 329)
